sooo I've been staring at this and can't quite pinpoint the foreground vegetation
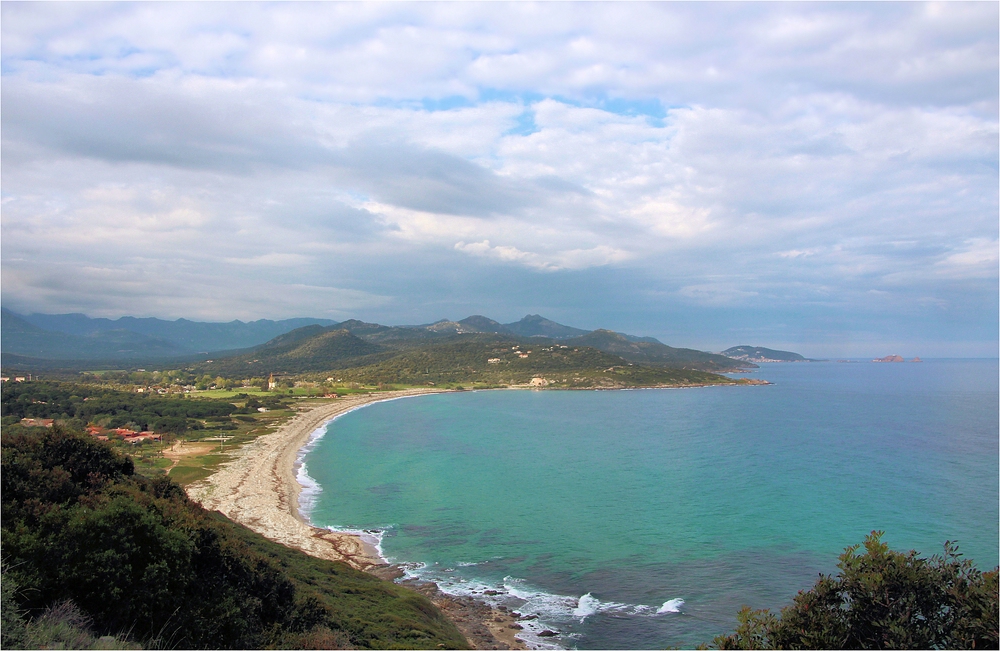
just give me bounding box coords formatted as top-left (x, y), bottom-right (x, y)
top-left (1, 425), bottom-right (468, 649)
top-left (2, 382), bottom-right (997, 649)
top-left (714, 532), bottom-right (998, 649)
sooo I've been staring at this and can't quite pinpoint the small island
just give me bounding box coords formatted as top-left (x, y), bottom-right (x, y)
top-left (873, 355), bottom-right (922, 363)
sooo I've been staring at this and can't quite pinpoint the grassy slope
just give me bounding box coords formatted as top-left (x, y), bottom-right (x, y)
top-left (1, 425), bottom-right (469, 650)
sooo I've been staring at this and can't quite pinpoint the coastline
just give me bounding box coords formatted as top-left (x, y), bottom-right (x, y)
top-left (185, 388), bottom-right (529, 649)
top-left (185, 383), bottom-right (755, 649)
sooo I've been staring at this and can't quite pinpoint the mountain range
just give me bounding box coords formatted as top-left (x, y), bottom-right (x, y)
top-left (1, 309), bottom-right (761, 375)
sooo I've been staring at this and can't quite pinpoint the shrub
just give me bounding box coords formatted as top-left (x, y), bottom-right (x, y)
top-left (715, 532), bottom-right (999, 649)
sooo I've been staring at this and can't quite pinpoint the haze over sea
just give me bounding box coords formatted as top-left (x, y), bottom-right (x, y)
top-left (301, 360), bottom-right (999, 649)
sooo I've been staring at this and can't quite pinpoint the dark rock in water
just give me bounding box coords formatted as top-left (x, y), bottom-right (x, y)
top-left (538, 629), bottom-right (558, 637)
top-left (484, 589), bottom-right (501, 595)
top-left (518, 614), bottom-right (538, 620)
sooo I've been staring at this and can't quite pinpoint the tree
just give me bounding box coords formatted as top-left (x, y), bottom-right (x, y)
top-left (715, 532), bottom-right (999, 649)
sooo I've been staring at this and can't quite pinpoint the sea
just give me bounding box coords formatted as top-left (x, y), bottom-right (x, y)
top-left (297, 359), bottom-right (999, 649)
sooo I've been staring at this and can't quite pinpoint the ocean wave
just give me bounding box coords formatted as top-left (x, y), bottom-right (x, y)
top-left (658, 598), bottom-right (685, 614)
top-left (320, 525), bottom-right (392, 561)
top-left (398, 562), bottom-right (682, 649)
top-left (294, 394), bottom-right (434, 520)
top-left (294, 422), bottom-right (331, 519)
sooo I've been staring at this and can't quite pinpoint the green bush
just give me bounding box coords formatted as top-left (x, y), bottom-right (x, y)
top-left (2, 426), bottom-right (468, 649)
top-left (715, 532), bottom-right (999, 649)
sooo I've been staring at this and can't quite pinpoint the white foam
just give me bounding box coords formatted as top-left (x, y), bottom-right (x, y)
top-left (573, 592), bottom-right (601, 619)
top-left (294, 393), bottom-right (432, 520)
top-left (657, 598), bottom-right (684, 614)
top-left (293, 393), bottom-right (427, 524)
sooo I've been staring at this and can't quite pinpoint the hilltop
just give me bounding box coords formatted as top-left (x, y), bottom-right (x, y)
top-left (2, 312), bottom-right (757, 381)
top-left (569, 330), bottom-right (744, 371)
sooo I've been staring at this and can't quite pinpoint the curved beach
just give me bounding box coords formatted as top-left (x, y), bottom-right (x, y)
top-left (186, 389), bottom-right (528, 649)
top-left (187, 389), bottom-right (442, 569)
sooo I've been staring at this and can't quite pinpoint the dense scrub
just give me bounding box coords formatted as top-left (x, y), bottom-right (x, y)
top-left (1, 426), bottom-right (468, 649)
top-left (1, 381), bottom-right (241, 434)
top-left (332, 335), bottom-right (736, 387)
top-left (714, 532), bottom-right (998, 649)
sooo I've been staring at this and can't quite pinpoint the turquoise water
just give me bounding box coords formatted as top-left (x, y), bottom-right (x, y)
top-left (300, 360), bottom-right (999, 649)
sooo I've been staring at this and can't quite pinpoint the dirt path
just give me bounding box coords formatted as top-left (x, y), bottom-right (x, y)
top-left (163, 440), bottom-right (217, 472)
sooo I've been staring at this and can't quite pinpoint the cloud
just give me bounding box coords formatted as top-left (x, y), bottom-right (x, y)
top-left (1, 2), bottom-right (996, 355)
top-left (454, 239), bottom-right (631, 271)
top-left (935, 238), bottom-right (1000, 279)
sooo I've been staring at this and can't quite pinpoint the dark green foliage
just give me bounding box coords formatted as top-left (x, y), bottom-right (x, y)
top-left (2, 565), bottom-right (30, 649)
top-left (1, 427), bottom-right (468, 649)
top-left (333, 334), bottom-right (735, 387)
top-left (200, 327), bottom-right (389, 375)
top-left (235, 395), bottom-right (291, 413)
top-left (1, 381), bottom-right (236, 433)
top-left (714, 532), bottom-right (999, 649)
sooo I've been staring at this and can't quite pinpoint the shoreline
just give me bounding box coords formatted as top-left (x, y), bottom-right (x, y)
top-left (187, 389), bottom-right (447, 570)
top-left (185, 382), bottom-right (754, 649)
top-left (185, 388), bottom-right (529, 649)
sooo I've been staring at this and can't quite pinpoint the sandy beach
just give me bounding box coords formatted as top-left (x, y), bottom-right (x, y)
top-left (186, 389), bottom-right (528, 649)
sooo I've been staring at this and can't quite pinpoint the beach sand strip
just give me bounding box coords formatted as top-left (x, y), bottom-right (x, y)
top-left (185, 390), bottom-right (528, 649)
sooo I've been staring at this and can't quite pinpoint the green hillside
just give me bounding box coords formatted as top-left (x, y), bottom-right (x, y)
top-left (1, 425), bottom-right (468, 649)
top-left (503, 314), bottom-right (589, 339)
top-left (567, 329), bottom-right (755, 371)
top-left (201, 327), bottom-right (390, 375)
top-left (325, 334), bottom-right (737, 388)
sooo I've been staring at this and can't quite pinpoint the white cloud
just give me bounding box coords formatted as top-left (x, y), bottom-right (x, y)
top-left (935, 238), bottom-right (1000, 278)
top-left (0, 2), bottom-right (996, 354)
top-left (454, 239), bottom-right (631, 271)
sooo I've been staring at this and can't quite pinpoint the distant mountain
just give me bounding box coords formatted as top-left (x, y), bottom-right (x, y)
top-left (722, 346), bottom-right (809, 362)
top-left (458, 315), bottom-right (512, 334)
top-left (201, 326), bottom-right (387, 375)
top-left (3, 308), bottom-right (759, 377)
top-left (336, 319), bottom-right (446, 347)
top-left (567, 330), bottom-right (755, 371)
top-left (2, 308), bottom-right (183, 360)
top-left (502, 314), bottom-right (589, 339)
top-left (18, 311), bottom-right (338, 352)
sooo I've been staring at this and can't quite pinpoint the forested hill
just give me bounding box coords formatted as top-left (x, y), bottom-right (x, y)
top-left (181, 324), bottom-right (751, 383)
top-left (566, 330), bottom-right (754, 371)
top-left (1, 425), bottom-right (468, 649)
top-left (4, 310), bottom-right (757, 378)
top-left (196, 327), bottom-right (391, 375)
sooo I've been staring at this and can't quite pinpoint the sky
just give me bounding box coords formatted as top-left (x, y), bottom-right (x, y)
top-left (1, 2), bottom-right (997, 357)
